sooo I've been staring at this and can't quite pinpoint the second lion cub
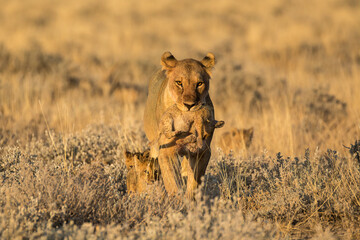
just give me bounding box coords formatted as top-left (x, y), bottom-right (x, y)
top-left (158, 104), bottom-right (225, 153)
top-left (124, 149), bottom-right (160, 193)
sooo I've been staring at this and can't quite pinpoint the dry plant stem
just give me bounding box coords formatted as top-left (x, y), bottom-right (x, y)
top-left (39, 100), bottom-right (56, 149)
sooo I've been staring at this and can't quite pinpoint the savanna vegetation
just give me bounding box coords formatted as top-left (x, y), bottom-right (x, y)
top-left (1, 0), bottom-right (360, 239)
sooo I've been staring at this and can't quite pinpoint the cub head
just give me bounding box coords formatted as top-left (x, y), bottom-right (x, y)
top-left (232, 127), bottom-right (254, 149)
top-left (161, 51), bottom-right (215, 112)
top-left (219, 127), bottom-right (254, 154)
top-left (124, 149), bottom-right (160, 193)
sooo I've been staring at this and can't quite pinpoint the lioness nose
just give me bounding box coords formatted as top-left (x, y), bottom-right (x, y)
top-left (184, 103), bottom-right (195, 110)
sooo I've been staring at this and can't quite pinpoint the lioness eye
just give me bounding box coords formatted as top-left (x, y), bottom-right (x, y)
top-left (175, 81), bottom-right (182, 87)
top-left (197, 82), bottom-right (204, 87)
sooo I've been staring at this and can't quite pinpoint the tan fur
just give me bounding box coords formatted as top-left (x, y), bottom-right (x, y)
top-left (157, 104), bottom-right (224, 154)
top-left (143, 52), bottom-right (218, 198)
top-left (218, 128), bottom-right (254, 155)
top-left (157, 104), bottom-right (224, 179)
top-left (124, 149), bottom-right (160, 193)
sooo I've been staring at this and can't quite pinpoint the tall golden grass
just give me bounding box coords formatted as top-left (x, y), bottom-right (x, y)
top-left (1, 0), bottom-right (360, 238)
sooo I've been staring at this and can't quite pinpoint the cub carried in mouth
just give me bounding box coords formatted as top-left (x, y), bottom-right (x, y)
top-left (157, 103), bottom-right (225, 153)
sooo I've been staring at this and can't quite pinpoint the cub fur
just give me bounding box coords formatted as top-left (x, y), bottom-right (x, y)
top-left (124, 149), bottom-right (160, 193)
top-left (218, 127), bottom-right (254, 155)
top-left (158, 104), bottom-right (224, 153)
top-left (158, 104), bottom-right (224, 180)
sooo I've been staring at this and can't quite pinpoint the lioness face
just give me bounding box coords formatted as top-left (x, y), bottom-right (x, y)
top-left (161, 52), bottom-right (215, 112)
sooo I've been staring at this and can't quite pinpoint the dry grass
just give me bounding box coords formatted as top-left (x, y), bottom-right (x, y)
top-left (1, 0), bottom-right (360, 239)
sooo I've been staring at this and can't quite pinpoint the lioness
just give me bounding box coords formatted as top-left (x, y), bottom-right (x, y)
top-left (124, 150), bottom-right (160, 193)
top-left (144, 51), bottom-right (217, 197)
top-left (218, 127), bottom-right (254, 155)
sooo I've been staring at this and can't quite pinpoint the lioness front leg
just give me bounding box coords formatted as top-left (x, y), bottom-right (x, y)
top-left (185, 144), bottom-right (212, 199)
top-left (158, 146), bottom-right (183, 195)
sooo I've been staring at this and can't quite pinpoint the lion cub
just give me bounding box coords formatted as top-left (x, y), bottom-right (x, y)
top-left (218, 127), bottom-right (254, 155)
top-left (158, 104), bottom-right (224, 152)
top-left (124, 149), bottom-right (160, 193)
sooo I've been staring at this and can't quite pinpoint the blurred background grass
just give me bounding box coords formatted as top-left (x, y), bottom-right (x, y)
top-left (1, 0), bottom-right (359, 155)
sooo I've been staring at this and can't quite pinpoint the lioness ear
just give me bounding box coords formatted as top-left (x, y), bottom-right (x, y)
top-left (161, 51), bottom-right (177, 70)
top-left (201, 53), bottom-right (216, 70)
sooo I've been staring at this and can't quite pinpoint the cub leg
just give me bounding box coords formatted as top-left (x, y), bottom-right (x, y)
top-left (159, 115), bottom-right (179, 139)
top-left (194, 116), bottom-right (205, 149)
top-left (185, 156), bottom-right (197, 199)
